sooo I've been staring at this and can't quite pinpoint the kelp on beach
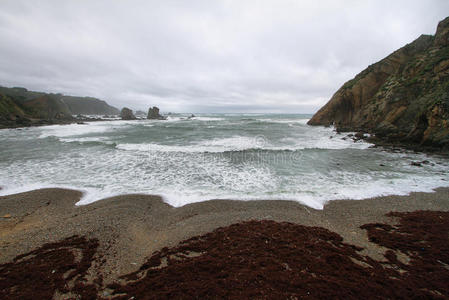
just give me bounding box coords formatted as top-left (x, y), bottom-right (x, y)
top-left (1, 210), bottom-right (449, 299)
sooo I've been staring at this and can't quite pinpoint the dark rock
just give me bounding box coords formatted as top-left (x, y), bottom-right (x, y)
top-left (54, 112), bottom-right (71, 120)
top-left (355, 132), bottom-right (364, 139)
top-left (147, 106), bottom-right (166, 120)
top-left (411, 161), bottom-right (422, 167)
top-left (120, 107), bottom-right (136, 120)
top-left (353, 132), bottom-right (365, 142)
top-left (307, 17), bottom-right (449, 151)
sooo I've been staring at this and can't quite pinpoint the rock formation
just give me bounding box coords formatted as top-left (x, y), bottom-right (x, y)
top-left (147, 106), bottom-right (166, 120)
top-left (120, 107), bottom-right (136, 120)
top-left (308, 17), bottom-right (449, 150)
top-left (0, 86), bottom-right (120, 128)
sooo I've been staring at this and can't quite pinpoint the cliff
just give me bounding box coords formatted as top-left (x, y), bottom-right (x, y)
top-left (61, 96), bottom-right (119, 115)
top-left (308, 17), bottom-right (449, 150)
top-left (0, 86), bottom-right (119, 128)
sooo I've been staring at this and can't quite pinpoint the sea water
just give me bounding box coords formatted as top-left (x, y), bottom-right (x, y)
top-left (0, 114), bottom-right (448, 209)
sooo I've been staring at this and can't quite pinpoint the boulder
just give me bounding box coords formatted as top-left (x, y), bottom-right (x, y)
top-left (147, 106), bottom-right (166, 120)
top-left (120, 107), bottom-right (136, 120)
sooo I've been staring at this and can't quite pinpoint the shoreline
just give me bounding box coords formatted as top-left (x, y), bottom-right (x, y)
top-left (2, 187), bottom-right (449, 279)
top-left (1, 180), bottom-right (449, 209)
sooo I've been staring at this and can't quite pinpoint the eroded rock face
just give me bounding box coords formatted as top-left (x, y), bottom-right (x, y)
top-left (147, 106), bottom-right (166, 120)
top-left (120, 107), bottom-right (136, 120)
top-left (308, 17), bottom-right (449, 149)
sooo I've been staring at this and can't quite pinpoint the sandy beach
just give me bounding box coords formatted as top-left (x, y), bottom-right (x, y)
top-left (1, 188), bottom-right (449, 298)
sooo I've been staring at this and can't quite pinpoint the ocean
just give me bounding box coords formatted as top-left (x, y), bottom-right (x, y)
top-left (0, 113), bottom-right (448, 209)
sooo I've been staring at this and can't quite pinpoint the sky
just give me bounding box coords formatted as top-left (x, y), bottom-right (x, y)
top-left (0, 1), bottom-right (448, 113)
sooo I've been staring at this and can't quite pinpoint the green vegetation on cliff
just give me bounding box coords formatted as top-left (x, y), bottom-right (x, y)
top-left (0, 86), bottom-right (119, 128)
top-left (308, 17), bottom-right (449, 150)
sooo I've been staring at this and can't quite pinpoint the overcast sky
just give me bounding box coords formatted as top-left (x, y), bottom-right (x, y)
top-left (0, 1), bottom-right (448, 113)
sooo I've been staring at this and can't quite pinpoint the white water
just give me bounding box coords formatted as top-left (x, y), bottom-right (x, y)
top-left (0, 114), bottom-right (448, 209)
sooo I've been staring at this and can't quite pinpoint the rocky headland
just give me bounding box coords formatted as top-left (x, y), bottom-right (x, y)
top-left (308, 17), bottom-right (449, 152)
top-left (0, 86), bottom-right (120, 129)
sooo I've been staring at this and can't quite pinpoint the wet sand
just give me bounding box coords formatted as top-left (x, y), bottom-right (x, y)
top-left (1, 187), bottom-right (449, 285)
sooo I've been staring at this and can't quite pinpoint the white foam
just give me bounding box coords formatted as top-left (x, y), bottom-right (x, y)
top-left (191, 117), bottom-right (224, 121)
top-left (39, 123), bottom-right (106, 138)
top-left (116, 136), bottom-right (270, 153)
top-left (2, 115), bottom-right (449, 211)
top-left (165, 116), bottom-right (183, 122)
top-left (115, 136), bottom-right (372, 153)
top-left (60, 136), bottom-right (110, 143)
top-left (259, 118), bottom-right (310, 125)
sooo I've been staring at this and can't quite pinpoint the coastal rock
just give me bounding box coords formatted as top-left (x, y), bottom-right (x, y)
top-left (354, 132), bottom-right (365, 141)
top-left (308, 17), bottom-right (449, 150)
top-left (0, 86), bottom-right (119, 128)
top-left (120, 107), bottom-right (136, 120)
top-left (147, 106), bottom-right (166, 120)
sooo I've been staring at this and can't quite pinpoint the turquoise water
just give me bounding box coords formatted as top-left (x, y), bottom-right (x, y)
top-left (0, 113), bottom-right (448, 209)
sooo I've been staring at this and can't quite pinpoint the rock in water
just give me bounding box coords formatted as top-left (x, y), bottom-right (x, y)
top-left (308, 17), bottom-right (449, 150)
top-left (120, 107), bottom-right (136, 120)
top-left (147, 106), bottom-right (166, 120)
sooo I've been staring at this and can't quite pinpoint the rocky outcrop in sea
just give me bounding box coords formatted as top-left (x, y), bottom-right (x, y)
top-left (147, 106), bottom-right (166, 120)
top-left (120, 107), bottom-right (136, 120)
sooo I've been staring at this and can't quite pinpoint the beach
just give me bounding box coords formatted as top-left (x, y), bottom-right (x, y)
top-left (1, 3), bottom-right (448, 298)
top-left (1, 187), bottom-right (449, 298)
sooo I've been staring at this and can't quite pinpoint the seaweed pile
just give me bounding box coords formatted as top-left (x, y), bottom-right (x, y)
top-left (0, 236), bottom-right (100, 300)
top-left (1, 210), bottom-right (449, 299)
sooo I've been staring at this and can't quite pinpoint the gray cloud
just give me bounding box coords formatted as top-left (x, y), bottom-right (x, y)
top-left (0, 0), bottom-right (448, 113)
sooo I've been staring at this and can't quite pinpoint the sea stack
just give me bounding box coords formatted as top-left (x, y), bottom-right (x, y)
top-left (147, 106), bottom-right (166, 120)
top-left (308, 16), bottom-right (449, 150)
top-left (120, 107), bottom-right (136, 120)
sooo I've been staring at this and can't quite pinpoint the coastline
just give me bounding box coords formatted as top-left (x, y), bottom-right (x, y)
top-left (1, 187), bottom-right (449, 283)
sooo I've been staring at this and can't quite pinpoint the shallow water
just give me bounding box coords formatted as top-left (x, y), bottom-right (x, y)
top-left (0, 113), bottom-right (448, 209)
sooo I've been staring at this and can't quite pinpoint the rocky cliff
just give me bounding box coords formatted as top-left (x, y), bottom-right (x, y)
top-left (0, 86), bottom-right (119, 128)
top-left (61, 96), bottom-right (119, 115)
top-left (308, 17), bottom-right (449, 150)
